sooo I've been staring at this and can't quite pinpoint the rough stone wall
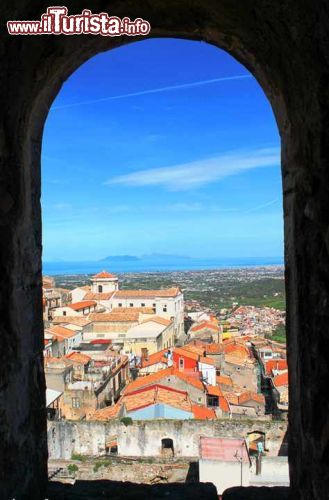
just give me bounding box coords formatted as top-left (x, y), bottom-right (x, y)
top-left (0, 1), bottom-right (329, 498)
top-left (50, 457), bottom-right (198, 484)
top-left (47, 419), bottom-right (287, 460)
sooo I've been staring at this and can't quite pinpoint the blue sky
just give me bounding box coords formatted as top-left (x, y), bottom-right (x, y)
top-left (42, 38), bottom-right (282, 262)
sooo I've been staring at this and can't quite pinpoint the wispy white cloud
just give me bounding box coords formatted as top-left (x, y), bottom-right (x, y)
top-left (105, 147), bottom-right (280, 191)
top-left (165, 202), bottom-right (203, 212)
top-left (53, 203), bottom-right (72, 210)
top-left (51, 74), bottom-right (252, 110)
top-left (244, 198), bottom-right (280, 213)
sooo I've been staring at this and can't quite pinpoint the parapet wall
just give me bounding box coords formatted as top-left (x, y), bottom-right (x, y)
top-left (48, 418), bottom-right (288, 460)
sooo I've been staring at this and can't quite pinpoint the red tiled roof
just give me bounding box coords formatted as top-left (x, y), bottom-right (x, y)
top-left (140, 349), bottom-right (168, 368)
top-left (68, 300), bottom-right (97, 311)
top-left (113, 307), bottom-right (155, 314)
top-left (65, 352), bottom-right (91, 365)
top-left (142, 316), bottom-right (172, 326)
top-left (205, 343), bottom-right (223, 354)
top-left (47, 325), bottom-right (79, 341)
top-left (92, 271), bottom-right (117, 279)
top-left (192, 405), bottom-right (216, 419)
top-left (91, 403), bottom-right (121, 420)
top-left (223, 342), bottom-right (250, 358)
top-left (84, 292), bottom-right (114, 300)
top-left (51, 316), bottom-right (91, 326)
top-left (207, 385), bottom-right (224, 397)
top-left (238, 391), bottom-right (265, 405)
top-left (89, 311), bottom-right (138, 322)
top-left (113, 287), bottom-right (181, 298)
top-left (223, 390), bottom-right (265, 406)
top-left (123, 384), bottom-right (192, 413)
top-left (181, 344), bottom-right (205, 356)
top-left (265, 359), bottom-right (288, 375)
top-left (273, 370), bottom-right (289, 387)
top-left (219, 395), bottom-right (230, 413)
top-left (190, 321), bottom-right (219, 333)
top-left (124, 366), bottom-right (205, 394)
top-left (174, 347), bottom-right (200, 361)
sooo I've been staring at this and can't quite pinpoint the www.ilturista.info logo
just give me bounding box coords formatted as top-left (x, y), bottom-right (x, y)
top-left (7, 6), bottom-right (151, 36)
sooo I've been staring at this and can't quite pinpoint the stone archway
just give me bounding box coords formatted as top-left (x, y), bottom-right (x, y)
top-left (1, 2), bottom-right (329, 499)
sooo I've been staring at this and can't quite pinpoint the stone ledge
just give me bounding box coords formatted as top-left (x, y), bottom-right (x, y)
top-left (222, 486), bottom-right (290, 499)
top-left (47, 480), bottom-right (218, 499)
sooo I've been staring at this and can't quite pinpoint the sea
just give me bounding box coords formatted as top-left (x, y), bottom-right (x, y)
top-left (43, 257), bottom-right (284, 276)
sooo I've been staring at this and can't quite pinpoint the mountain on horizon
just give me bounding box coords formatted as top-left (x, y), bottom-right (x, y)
top-left (100, 255), bottom-right (140, 262)
top-left (100, 253), bottom-right (192, 262)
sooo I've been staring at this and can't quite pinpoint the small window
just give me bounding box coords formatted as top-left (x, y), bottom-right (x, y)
top-left (63, 311), bottom-right (66, 316)
top-left (72, 397), bottom-right (80, 408)
top-left (118, 303), bottom-right (122, 307)
top-left (98, 285), bottom-right (103, 293)
top-left (179, 358), bottom-right (184, 369)
top-left (207, 395), bottom-right (219, 407)
top-left (163, 305), bottom-right (167, 312)
top-left (141, 303), bottom-right (145, 307)
top-left (161, 438), bottom-right (174, 457)
top-left (129, 303), bottom-right (134, 307)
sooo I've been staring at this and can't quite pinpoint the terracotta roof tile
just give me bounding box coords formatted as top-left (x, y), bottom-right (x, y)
top-left (90, 403), bottom-right (121, 420)
top-left (84, 292), bottom-right (114, 300)
top-left (122, 384), bottom-right (192, 413)
top-left (181, 344), bottom-right (205, 356)
top-left (273, 370), bottom-right (289, 387)
top-left (68, 300), bottom-right (97, 311)
top-left (92, 271), bottom-right (117, 279)
top-left (140, 349), bottom-right (169, 368)
top-left (205, 343), bottom-right (223, 354)
top-left (174, 347), bottom-right (200, 361)
top-left (223, 390), bottom-right (265, 406)
top-left (223, 342), bottom-right (250, 358)
top-left (238, 391), bottom-right (265, 405)
top-left (65, 352), bottom-right (91, 365)
top-left (265, 359), bottom-right (288, 375)
top-left (190, 321), bottom-right (219, 333)
top-left (89, 311), bottom-right (138, 322)
top-left (142, 316), bottom-right (172, 326)
top-left (192, 405), bottom-right (216, 419)
top-left (113, 287), bottom-right (181, 298)
top-left (113, 307), bottom-right (155, 314)
top-left (47, 325), bottom-right (79, 341)
top-left (124, 366), bottom-right (205, 393)
top-left (219, 395), bottom-right (230, 413)
top-left (52, 316), bottom-right (91, 326)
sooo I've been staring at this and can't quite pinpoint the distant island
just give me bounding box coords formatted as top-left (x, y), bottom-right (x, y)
top-left (101, 255), bottom-right (140, 262)
top-left (100, 253), bottom-right (191, 263)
